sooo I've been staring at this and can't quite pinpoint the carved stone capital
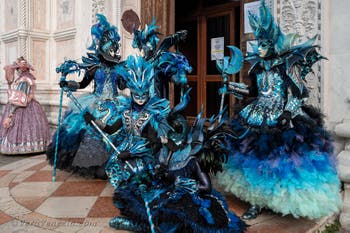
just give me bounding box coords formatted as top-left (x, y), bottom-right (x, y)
top-left (92, 0), bottom-right (105, 24)
top-left (276, 0), bottom-right (322, 108)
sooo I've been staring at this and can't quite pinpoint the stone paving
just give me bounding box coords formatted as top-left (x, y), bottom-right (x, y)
top-left (0, 154), bottom-right (338, 233)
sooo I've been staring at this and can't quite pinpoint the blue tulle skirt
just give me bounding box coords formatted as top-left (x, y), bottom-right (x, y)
top-left (217, 114), bottom-right (342, 219)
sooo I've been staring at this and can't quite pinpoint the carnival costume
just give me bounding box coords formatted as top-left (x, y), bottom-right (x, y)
top-left (146, 112), bottom-right (247, 233)
top-left (217, 0), bottom-right (342, 219)
top-left (132, 19), bottom-right (191, 97)
top-left (108, 113), bottom-right (247, 233)
top-left (83, 53), bottom-right (246, 232)
top-left (84, 54), bottom-right (172, 231)
top-left (0, 57), bottom-right (50, 154)
top-left (46, 14), bottom-right (123, 178)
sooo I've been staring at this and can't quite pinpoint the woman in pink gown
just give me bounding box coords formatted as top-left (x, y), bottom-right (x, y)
top-left (0, 56), bottom-right (50, 154)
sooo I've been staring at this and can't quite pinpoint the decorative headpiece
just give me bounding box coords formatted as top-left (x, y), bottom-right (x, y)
top-left (16, 56), bottom-right (34, 71)
top-left (248, 0), bottom-right (287, 54)
top-left (88, 14), bottom-right (121, 62)
top-left (132, 19), bottom-right (160, 54)
top-left (116, 55), bottom-right (155, 96)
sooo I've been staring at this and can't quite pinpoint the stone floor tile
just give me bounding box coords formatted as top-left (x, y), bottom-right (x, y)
top-left (54, 225), bottom-right (101, 233)
top-left (60, 218), bottom-right (86, 224)
top-left (0, 220), bottom-right (55, 233)
top-left (247, 219), bottom-right (291, 233)
top-left (36, 196), bottom-right (98, 218)
top-left (51, 181), bottom-right (106, 196)
top-left (0, 172), bottom-right (18, 187)
top-left (84, 217), bottom-right (110, 228)
top-left (31, 154), bottom-right (47, 160)
top-left (87, 197), bottom-right (120, 218)
top-left (14, 196), bottom-right (48, 211)
top-left (0, 195), bottom-right (32, 217)
top-left (305, 215), bottom-right (337, 233)
top-left (0, 156), bottom-right (336, 233)
top-left (41, 165), bottom-right (54, 171)
top-left (8, 181), bottom-right (19, 189)
top-left (52, 225), bottom-right (84, 233)
top-left (17, 212), bottom-right (66, 230)
top-left (0, 211), bottom-right (13, 225)
top-left (12, 170), bottom-right (36, 183)
top-left (274, 215), bottom-right (318, 232)
top-left (100, 183), bottom-right (114, 197)
top-left (0, 170), bottom-right (10, 178)
top-left (10, 181), bottom-right (63, 197)
top-left (0, 154), bottom-right (32, 167)
top-left (26, 161), bottom-right (49, 171)
top-left (77, 226), bottom-right (106, 232)
top-left (24, 170), bottom-right (71, 182)
top-left (7, 158), bottom-right (44, 173)
top-left (0, 187), bottom-right (10, 198)
top-left (245, 212), bottom-right (277, 226)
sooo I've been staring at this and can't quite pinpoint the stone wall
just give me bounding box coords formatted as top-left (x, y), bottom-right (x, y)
top-left (0, 0), bottom-right (141, 132)
top-left (326, 0), bottom-right (350, 231)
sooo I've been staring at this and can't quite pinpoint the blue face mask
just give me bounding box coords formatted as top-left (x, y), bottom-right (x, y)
top-left (132, 92), bottom-right (150, 106)
top-left (258, 40), bottom-right (274, 58)
top-left (133, 94), bottom-right (148, 100)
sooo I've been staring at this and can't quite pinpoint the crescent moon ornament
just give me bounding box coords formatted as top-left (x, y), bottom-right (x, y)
top-left (216, 45), bottom-right (243, 75)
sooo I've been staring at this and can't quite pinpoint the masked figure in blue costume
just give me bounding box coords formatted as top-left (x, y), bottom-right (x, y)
top-left (142, 112), bottom-right (247, 233)
top-left (217, 0), bottom-right (342, 220)
top-left (83, 54), bottom-right (173, 231)
top-left (46, 14), bottom-right (124, 179)
top-left (132, 19), bottom-right (191, 98)
top-left (83, 53), bottom-right (173, 181)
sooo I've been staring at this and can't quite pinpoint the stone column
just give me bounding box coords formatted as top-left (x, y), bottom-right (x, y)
top-left (325, 0), bottom-right (350, 229)
top-left (335, 120), bottom-right (350, 231)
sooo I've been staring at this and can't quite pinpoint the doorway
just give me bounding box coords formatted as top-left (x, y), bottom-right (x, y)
top-left (175, 0), bottom-right (241, 118)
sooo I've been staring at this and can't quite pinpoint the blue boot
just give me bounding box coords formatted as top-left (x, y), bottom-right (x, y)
top-left (109, 216), bottom-right (143, 232)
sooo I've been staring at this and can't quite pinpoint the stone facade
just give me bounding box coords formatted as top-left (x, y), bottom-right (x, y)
top-left (276, 0), bottom-right (322, 109)
top-left (0, 0), bottom-right (350, 229)
top-left (0, 0), bottom-right (140, 131)
top-left (325, 0), bottom-right (350, 231)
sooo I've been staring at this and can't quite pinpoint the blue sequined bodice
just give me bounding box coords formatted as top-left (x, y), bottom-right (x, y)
top-left (240, 69), bottom-right (286, 126)
top-left (122, 109), bottom-right (152, 136)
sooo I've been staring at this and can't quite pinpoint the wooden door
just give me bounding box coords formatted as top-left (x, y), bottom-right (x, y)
top-left (175, 2), bottom-right (240, 118)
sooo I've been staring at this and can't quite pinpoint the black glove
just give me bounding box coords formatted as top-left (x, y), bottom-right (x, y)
top-left (277, 111), bottom-right (292, 129)
top-left (119, 151), bottom-right (131, 161)
top-left (175, 30), bottom-right (187, 41)
top-left (59, 80), bottom-right (68, 88)
top-left (117, 77), bottom-right (127, 90)
top-left (59, 80), bottom-right (79, 91)
top-left (83, 112), bottom-right (95, 124)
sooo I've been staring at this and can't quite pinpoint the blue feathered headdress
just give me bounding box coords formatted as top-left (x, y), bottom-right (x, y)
top-left (132, 19), bottom-right (160, 51)
top-left (88, 14), bottom-right (121, 51)
top-left (116, 55), bottom-right (155, 96)
top-left (248, 0), bottom-right (286, 54)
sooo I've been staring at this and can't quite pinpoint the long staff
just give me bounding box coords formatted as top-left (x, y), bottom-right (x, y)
top-left (216, 46), bottom-right (244, 122)
top-left (52, 76), bottom-right (65, 182)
